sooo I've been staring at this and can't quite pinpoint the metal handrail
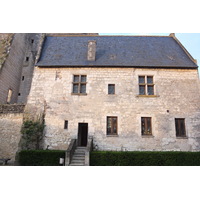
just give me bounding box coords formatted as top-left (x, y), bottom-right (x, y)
top-left (65, 139), bottom-right (77, 166)
top-left (85, 137), bottom-right (93, 166)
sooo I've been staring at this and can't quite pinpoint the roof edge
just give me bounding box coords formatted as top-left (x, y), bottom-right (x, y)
top-left (169, 33), bottom-right (198, 67)
top-left (35, 65), bottom-right (198, 69)
top-left (46, 33), bottom-right (99, 37)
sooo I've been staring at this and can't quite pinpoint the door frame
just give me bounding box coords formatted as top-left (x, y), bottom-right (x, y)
top-left (78, 123), bottom-right (88, 146)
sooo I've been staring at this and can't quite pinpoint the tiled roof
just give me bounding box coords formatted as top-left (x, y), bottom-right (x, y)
top-left (36, 35), bottom-right (198, 68)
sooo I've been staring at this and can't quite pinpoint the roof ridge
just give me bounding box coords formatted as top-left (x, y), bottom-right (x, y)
top-left (46, 35), bottom-right (170, 38)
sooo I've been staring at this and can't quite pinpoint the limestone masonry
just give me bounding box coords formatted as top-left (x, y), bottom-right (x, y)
top-left (27, 67), bottom-right (200, 151)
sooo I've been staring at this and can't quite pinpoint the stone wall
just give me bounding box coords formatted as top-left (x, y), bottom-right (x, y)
top-left (0, 33), bottom-right (43, 104)
top-left (0, 105), bottom-right (25, 163)
top-left (27, 67), bottom-right (200, 152)
top-left (0, 104), bottom-right (25, 113)
top-left (0, 34), bottom-right (27, 103)
top-left (17, 33), bottom-right (43, 104)
top-left (0, 33), bottom-right (14, 70)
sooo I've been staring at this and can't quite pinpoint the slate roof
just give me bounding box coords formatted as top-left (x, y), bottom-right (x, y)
top-left (36, 36), bottom-right (198, 68)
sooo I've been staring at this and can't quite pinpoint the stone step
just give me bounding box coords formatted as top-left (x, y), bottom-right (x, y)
top-left (71, 159), bottom-right (85, 163)
top-left (75, 149), bottom-right (85, 152)
top-left (68, 146), bottom-right (87, 166)
top-left (73, 155), bottom-right (85, 159)
top-left (72, 158), bottom-right (85, 162)
top-left (69, 163), bottom-right (85, 166)
top-left (77, 146), bottom-right (87, 149)
top-left (74, 151), bottom-right (85, 154)
top-left (70, 162), bottom-right (85, 166)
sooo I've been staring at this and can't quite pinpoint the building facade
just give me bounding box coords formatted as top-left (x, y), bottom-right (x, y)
top-left (26, 34), bottom-right (200, 152)
top-left (0, 33), bottom-right (43, 104)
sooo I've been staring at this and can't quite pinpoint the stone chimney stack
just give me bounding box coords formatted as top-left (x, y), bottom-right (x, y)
top-left (169, 33), bottom-right (175, 37)
top-left (87, 40), bottom-right (96, 61)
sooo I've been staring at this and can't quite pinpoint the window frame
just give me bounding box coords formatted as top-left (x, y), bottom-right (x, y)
top-left (108, 84), bottom-right (115, 95)
top-left (138, 75), bottom-right (155, 96)
top-left (7, 89), bottom-right (13, 104)
top-left (141, 117), bottom-right (152, 136)
top-left (72, 75), bottom-right (87, 95)
top-left (175, 118), bottom-right (186, 138)
top-left (107, 116), bottom-right (118, 136)
top-left (64, 120), bottom-right (68, 130)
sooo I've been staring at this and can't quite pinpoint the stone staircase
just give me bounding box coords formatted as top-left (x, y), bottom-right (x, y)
top-left (69, 146), bottom-right (86, 166)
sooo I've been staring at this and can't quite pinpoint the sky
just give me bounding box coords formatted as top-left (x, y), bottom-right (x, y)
top-left (100, 33), bottom-right (200, 69)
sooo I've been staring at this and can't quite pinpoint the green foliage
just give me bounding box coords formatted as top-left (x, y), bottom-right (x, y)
top-left (19, 150), bottom-right (65, 166)
top-left (90, 151), bottom-right (200, 166)
top-left (21, 120), bottom-right (45, 150)
top-left (21, 120), bottom-right (44, 135)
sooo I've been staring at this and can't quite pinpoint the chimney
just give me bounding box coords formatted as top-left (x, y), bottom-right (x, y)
top-left (169, 33), bottom-right (175, 37)
top-left (87, 40), bottom-right (96, 61)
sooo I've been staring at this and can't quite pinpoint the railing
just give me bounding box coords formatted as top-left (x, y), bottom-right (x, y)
top-left (85, 137), bottom-right (93, 166)
top-left (65, 139), bottom-right (77, 166)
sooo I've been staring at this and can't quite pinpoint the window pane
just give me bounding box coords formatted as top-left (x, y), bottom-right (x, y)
top-left (64, 120), bottom-right (68, 129)
top-left (107, 117), bottom-right (117, 135)
top-left (139, 85), bottom-right (145, 95)
top-left (139, 76), bottom-right (145, 84)
top-left (180, 120), bottom-right (185, 136)
top-left (175, 119), bottom-right (179, 136)
top-left (107, 117), bottom-right (112, 135)
top-left (175, 119), bottom-right (186, 137)
top-left (147, 118), bottom-right (151, 134)
top-left (73, 84), bottom-right (79, 93)
top-left (147, 76), bottom-right (153, 84)
top-left (73, 75), bottom-right (79, 82)
top-left (113, 117), bottom-right (117, 134)
top-left (147, 86), bottom-right (154, 95)
top-left (141, 117), bottom-right (152, 135)
top-left (108, 84), bottom-right (115, 94)
top-left (80, 84), bottom-right (86, 93)
top-left (7, 89), bottom-right (13, 103)
top-left (141, 117), bottom-right (145, 135)
top-left (81, 75), bottom-right (87, 83)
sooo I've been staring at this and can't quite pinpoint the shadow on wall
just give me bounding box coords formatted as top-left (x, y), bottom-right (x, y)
top-left (0, 113), bottom-right (23, 164)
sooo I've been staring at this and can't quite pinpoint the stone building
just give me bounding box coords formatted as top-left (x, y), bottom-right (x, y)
top-left (0, 33), bottom-right (43, 104)
top-left (0, 33), bottom-right (43, 163)
top-left (0, 33), bottom-right (200, 165)
top-left (0, 33), bottom-right (97, 163)
top-left (26, 33), bottom-right (200, 153)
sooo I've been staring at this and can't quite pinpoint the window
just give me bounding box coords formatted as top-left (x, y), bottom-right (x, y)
top-left (64, 120), bottom-right (68, 129)
top-left (31, 39), bottom-right (34, 44)
top-left (139, 76), bottom-right (154, 95)
top-left (175, 118), bottom-right (186, 137)
top-left (7, 89), bottom-right (13, 103)
top-left (25, 57), bottom-right (29, 62)
top-left (108, 84), bottom-right (115, 94)
top-left (22, 76), bottom-right (24, 81)
top-left (141, 117), bottom-right (152, 135)
top-left (107, 117), bottom-right (118, 135)
top-left (72, 75), bottom-right (87, 94)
